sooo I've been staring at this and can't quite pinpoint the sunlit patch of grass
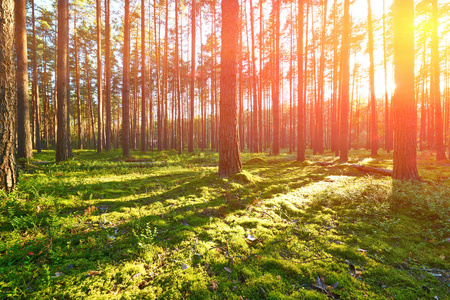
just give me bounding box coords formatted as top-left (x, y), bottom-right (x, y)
top-left (1, 149), bottom-right (449, 299)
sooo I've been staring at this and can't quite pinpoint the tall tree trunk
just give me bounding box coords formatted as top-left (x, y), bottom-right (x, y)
top-left (74, 7), bottom-right (82, 149)
top-left (140, 0), bottom-right (147, 152)
top-left (272, 0), bottom-right (281, 155)
top-left (211, 3), bottom-right (217, 151)
top-left (392, 0), bottom-right (419, 180)
top-left (163, 0), bottom-right (169, 150)
top-left (297, 0), bottom-right (305, 161)
top-left (368, 0), bottom-right (378, 156)
top-left (258, 0), bottom-right (264, 151)
top-left (382, 0), bottom-right (392, 153)
top-left (317, 0), bottom-right (327, 154)
top-left (431, 0), bottom-right (445, 160)
top-left (339, 0), bottom-right (350, 162)
top-left (331, 0), bottom-right (339, 154)
top-left (250, 0), bottom-right (258, 152)
top-left (189, 0), bottom-right (196, 152)
top-left (219, 0), bottom-right (241, 177)
top-left (56, 0), bottom-right (69, 162)
top-left (97, 0), bottom-right (103, 153)
top-left (123, 0), bottom-right (131, 156)
top-left (154, 2), bottom-right (162, 150)
top-left (0, 0), bottom-right (17, 191)
top-left (15, 0), bottom-right (33, 159)
top-left (32, 0), bottom-right (42, 154)
top-left (105, 0), bottom-right (112, 151)
top-left (175, 3), bottom-right (182, 154)
top-left (43, 35), bottom-right (48, 149)
top-left (239, 8), bottom-right (244, 151)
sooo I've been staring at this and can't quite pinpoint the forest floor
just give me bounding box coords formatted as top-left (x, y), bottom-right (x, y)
top-left (1, 149), bottom-right (449, 299)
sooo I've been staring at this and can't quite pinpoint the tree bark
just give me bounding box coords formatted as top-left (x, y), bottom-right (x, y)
top-left (0, 0), bottom-right (17, 191)
top-left (392, 0), bottom-right (419, 180)
top-left (297, 0), bottom-right (305, 161)
top-left (74, 7), bottom-right (82, 149)
top-left (97, 0), bottom-right (103, 153)
top-left (15, 0), bottom-right (33, 159)
top-left (272, 0), bottom-right (281, 155)
top-left (219, 0), bottom-right (242, 178)
top-left (123, 0), bottom-right (131, 157)
top-left (368, 0), bottom-right (378, 156)
top-left (105, 0), bottom-right (112, 151)
top-left (250, 0), bottom-right (258, 152)
top-left (189, 0), bottom-right (196, 153)
top-left (56, 0), bottom-right (69, 162)
top-left (140, 0), bottom-right (147, 152)
top-left (32, 0), bottom-right (41, 154)
top-left (431, 0), bottom-right (445, 160)
top-left (339, 0), bottom-right (351, 162)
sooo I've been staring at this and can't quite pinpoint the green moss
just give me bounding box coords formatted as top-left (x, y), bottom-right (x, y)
top-left (1, 149), bottom-right (449, 299)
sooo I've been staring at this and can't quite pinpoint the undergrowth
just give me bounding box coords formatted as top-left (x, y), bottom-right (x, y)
top-left (0, 149), bottom-right (449, 299)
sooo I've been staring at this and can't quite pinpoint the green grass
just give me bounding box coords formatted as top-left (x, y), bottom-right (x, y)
top-left (1, 149), bottom-right (449, 299)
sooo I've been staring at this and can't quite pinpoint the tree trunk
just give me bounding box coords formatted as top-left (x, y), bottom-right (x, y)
top-left (189, 0), bottom-right (196, 152)
top-left (32, 0), bottom-right (42, 154)
top-left (97, 0), bottom-right (103, 153)
top-left (331, 0), bottom-right (339, 154)
top-left (140, 0), bottom-right (147, 152)
top-left (431, 0), bottom-right (445, 160)
top-left (56, 0), bottom-right (69, 162)
top-left (368, 0), bottom-right (378, 156)
top-left (105, 0), bottom-right (112, 151)
top-left (15, 0), bottom-right (33, 159)
top-left (219, 0), bottom-right (242, 177)
top-left (317, 0), bottom-right (327, 154)
top-left (382, 0), bottom-right (392, 153)
top-left (392, 0), bottom-right (419, 180)
top-left (74, 7), bottom-right (82, 150)
top-left (297, 0), bottom-right (305, 161)
top-left (339, 0), bottom-right (351, 162)
top-left (123, 0), bottom-right (131, 157)
top-left (250, 0), bottom-right (258, 152)
top-left (0, 0), bottom-right (17, 191)
top-left (163, 0), bottom-right (169, 150)
top-left (272, 0), bottom-right (281, 155)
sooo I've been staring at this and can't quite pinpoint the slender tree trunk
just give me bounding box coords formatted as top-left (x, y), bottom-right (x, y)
top-left (297, 0), bottom-right (305, 161)
top-left (74, 8), bottom-right (82, 150)
top-left (219, 0), bottom-right (241, 177)
top-left (211, 3), bottom-right (217, 151)
top-left (392, 0), bottom-right (419, 180)
top-left (96, 0), bottom-right (103, 153)
top-left (163, 0), bottom-right (169, 150)
top-left (123, 0), bottom-right (131, 156)
top-left (15, 0), bottom-right (33, 159)
top-left (273, 0), bottom-right (281, 155)
top-left (431, 0), bottom-right (445, 160)
top-left (189, 0), bottom-right (196, 152)
top-left (105, 0), bottom-right (112, 151)
top-left (176, 0), bottom-right (182, 154)
top-left (250, 0), bottom-right (258, 152)
top-left (317, 0), bottom-right (327, 154)
top-left (154, 3), bottom-right (162, 150)
top-left (43, 36), bottom-right (48, 149)
top-left (140, 0), bottom-right (147, 152)
top-left (382, 0), bottom-right (391, 152)
top-left (32, 0), bottom-right (42, 154)
top-left (367, 0), bottom-right (378, 156)
top-left (339, 0), bottom-right (350, 162)
top-left (56, 0), bottom-right (69, 162)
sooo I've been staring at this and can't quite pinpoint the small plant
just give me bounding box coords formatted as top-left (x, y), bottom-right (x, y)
top-left (133, 223), bottom-right (158, 251)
